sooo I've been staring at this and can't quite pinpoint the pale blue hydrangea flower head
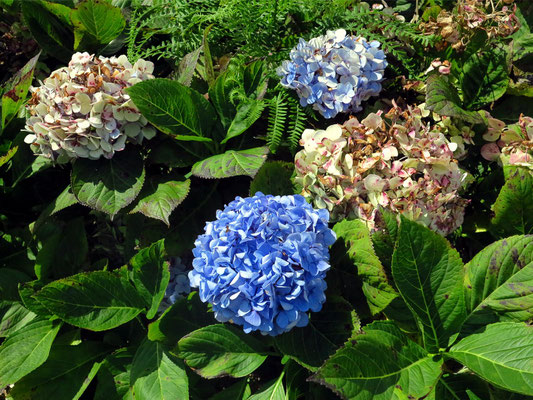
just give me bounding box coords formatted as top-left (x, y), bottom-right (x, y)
top-left (158, 257), bottom-right (191, 314)
top-left (277, 29), bottom-right (387, 118)
top-left (189, 192), bottom-right (336, 336)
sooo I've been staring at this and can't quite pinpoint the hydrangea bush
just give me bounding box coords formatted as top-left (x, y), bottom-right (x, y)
top-left (277, 29), bottom-right (387, 118)
top-left (189, 192), bottom-right (336, 335)
top-left (2, 1), bottom-right (533, 399)
top-left (24, 52), bottom-right (156, 162)
top-left (294, 104), bottom-right (470, 235)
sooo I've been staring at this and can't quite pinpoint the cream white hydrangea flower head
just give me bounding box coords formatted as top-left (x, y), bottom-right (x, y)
top-left (294, 103), bottom-right (470, 236)
top-left (24, 52), bottom-right (156, 163)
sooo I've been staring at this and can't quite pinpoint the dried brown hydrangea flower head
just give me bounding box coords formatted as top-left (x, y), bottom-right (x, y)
top-left (419, 0), bottom-right (519, 51)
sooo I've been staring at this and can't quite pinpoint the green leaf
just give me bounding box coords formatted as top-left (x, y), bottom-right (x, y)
top-left (177, 324), bottom-right (269, 379)
top-left (250, 161), bottom-right (295, 196)
top-left (73, 0), bottom-right (125, 45)
top-left (274, 297), bottom-right (357, 371)
top-left (177, 47), bottom-right (202, 87)
top-left (449, 322), bottom-right (533, 396)
top-left (209, 379), bottom-right (251, 400)
top-left (18, 281), bottom-right (51, 317)
top-left (71, 148), bottom-right (145, 218)
top-left (1, 52), bottom-right (40, 129)
top-left (21, 1), bottom-right (74, 62)
top-left (463, 235), bottom-right (533, 332)
top-left (426, 74), bottom-right (484, 124)
top-left (130, 339), bottom-right (189, 400)
top-left (0, 317), bottom-right (61, 387)
top-left (370, 208), bottom-right (398, 269)
top-left (208, 69), bottom-right (239, 130)
top-left (243, 60), bottom-right (266, 98)
top-left (284, 361), bottom-right (308, 400)
top-left (32, 185), bottom-right (78, 233)
top-left (311, 321), bottom-right (443, 400)
top-left (333, 219), bottom-right (398, 314)
top-left (94, 348), bottom-right (134, 400)
top-left (148, 292), bottom-right (216, 345)
top-left (435, 373), bottom-right (491, 400)
top-left (129, 240), bottom-right (170, 319)
top-left (222, 99), bottom-right (266, 144)
top-left (130, 179), bottom-right (190, 226)
top-left (191, 147), bottom-right (269, 179)
top-left (34, 217), bottom-right (88, 280)
top-left (126, 78), bottom-right (218, 142)
top-left (461, 48), bottom-right (509, 109)
top-left (490, 168), bottom-right (533, 237)
top-left (0, 268), bottom-right (29, 301)
top-left (248, 372), bottom-right (285, 400)
top-left (0, 303), bottom-right (37, 338)
top-left (34, 270), bottom-right (146, 331)
top-left (11, 341), bottom-right (110, 400)
top-left (392, 216), bottom-right (466, 351)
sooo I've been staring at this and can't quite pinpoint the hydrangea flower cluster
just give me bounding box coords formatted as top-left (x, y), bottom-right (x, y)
top-left (189, 193), bottom-right (336, 336)
top-left (277, 29), bottom-right (387, 119)
top-left (24, 52), bottom-right (156, 162)
top-left (481, 114), bottom-right (533, 169)
top-left (294, 104), bottom-right (470, 236)
top-left (158, 257), bottom-right (192, 314)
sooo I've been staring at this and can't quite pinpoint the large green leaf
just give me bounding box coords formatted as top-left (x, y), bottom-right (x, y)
top-left (274, 297), bottom-right (358, 371)
top-left (248, 373), bottom-right (285, 400)
top-left (94, 348), bottom-right (134, 400)
top-left (333, 219), bottom-right (398, 314)
top-left (34, 217), bottom-right (88, 280)
top-left (72, 0), bottom-right (125, 46)
top-left (126, 79), bottom-right (219, 142)
top-left (222, 99), bottom-right (266, 144)
top-left (449, 322), bottom-right (533, 396)
top-left (148, 292), bottom-right (216, 345)
top-left (0, 303), bottom-right (37, 338)
top-left (208, 69), bottom-right (239, 130)
top-left (392, 216), bottom-right (466, 351)
top-left (130, 178), bottom-right (190, 226)
top-left (34, 271), bottom-right (146, 331)
top-left (490, 168), bottom-right (533, 237)
top-left (461, 48), bottom-right (509, 109)
top-left (71, 148), bottom-right (145, 217)
top-left (191, 147), bottom-right (269, 179)
top-left (129, 240), bottom-right (170, 319)
top-left (1, 52), bottom-right (40, 130)
top-left (10, 341), bottom-right (109, 400)
top-left (425, 74), bottom-right (484, 124)
top-left (0, 317), bottom-right (61, 387)
top-left (243, 60), bottom-right (267, 98)
top-left (311, 321), bottom-right (443, 400)
top-left (21, 1), bottom-right (74, 62)
top-left (177, 324), bottom-right (269, 378)
top-left (463, 235), bottom-right (533, 332)
top-left (130, 339), bottom-right (188, 400)
top-left (250, 161), bottom-right (296, 196)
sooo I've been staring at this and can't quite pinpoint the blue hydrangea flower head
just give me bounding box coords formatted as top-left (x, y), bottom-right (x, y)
top-left (159, 256), bottom-right (191, 314)
top-left (189, 193), bottom-right (336, 336)
top-left (277, 29), bottom-right (387, 119)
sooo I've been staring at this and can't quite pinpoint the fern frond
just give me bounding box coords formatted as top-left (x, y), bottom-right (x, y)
top-left (266, 93), bottom-right (288, 154)
top-left (286, 97), bottom-right (307, 153)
